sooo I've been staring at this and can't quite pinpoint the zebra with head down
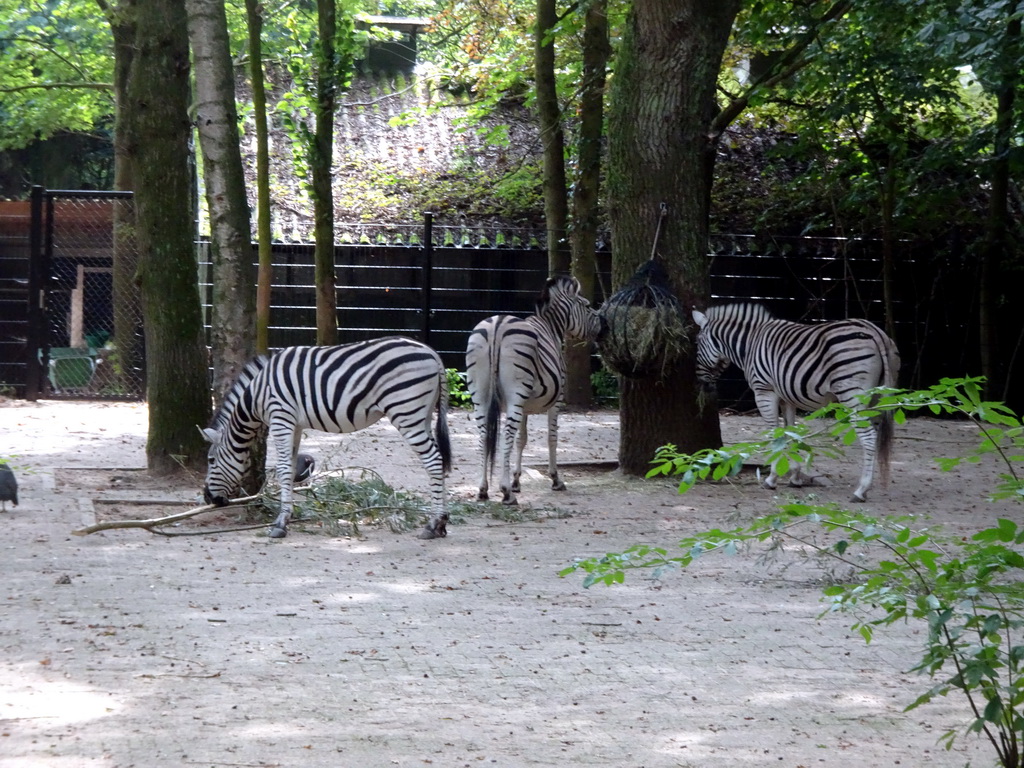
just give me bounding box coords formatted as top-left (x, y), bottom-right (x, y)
top-left (201, 337), bottom-right (452, 539)
top-left (466, 275), bottom-right (606, 505)
top-left (692, 302), bottom-right (900, 502)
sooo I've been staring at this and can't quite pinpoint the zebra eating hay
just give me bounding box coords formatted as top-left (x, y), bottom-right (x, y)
top-left (466, 275), bottom-right (606, 504)
top-left (692, 303), bottom-right (900, 502)
top-left (201, 337), bottom-right (452, 539)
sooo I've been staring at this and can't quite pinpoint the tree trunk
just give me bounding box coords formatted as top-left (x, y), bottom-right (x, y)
top-left (981, 5), bottom-right (1021, 403)
top-left (103, 0), bottom-right (144, 397)
top-left (246, 0), bottom-right (273, 356)
top-left (313, 0), bottom-right (338, 346)
top-left (565, 0), bottom-right (609, 409)
top-left (187, 0), bottom-right (256, 400)
top-left (535, 0), bottom-right (569, 276)
top-left (607, 0), bottom-right (739, 474)
top-left (123, 0), bottom-right (211, 474)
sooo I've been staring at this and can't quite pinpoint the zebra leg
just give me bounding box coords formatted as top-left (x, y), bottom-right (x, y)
top-left (499, 405), bottom-right (525, 505)
top-left (779, 403), bottom-right (816, 488)
top-left (546, 406), bottom-right (565, 491)
top-left (388, 418), bottom-right (450, 540)
top-left (474, 397), bottom-right (493, 501)
top-left (511, 415), bottom-right (529, 493)
top-left (755, 390), bottom-right (784, 490)
top-left (268, 423), bottom-right (297, 538)
top-left (851, 421), bottom-right (878, 502)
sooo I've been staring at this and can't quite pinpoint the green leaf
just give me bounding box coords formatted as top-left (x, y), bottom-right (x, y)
top-left (983, 696), bottom-right (1003, 723)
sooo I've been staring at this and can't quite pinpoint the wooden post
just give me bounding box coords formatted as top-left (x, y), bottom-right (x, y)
top-left (70, 264), bottom-right (85, 348)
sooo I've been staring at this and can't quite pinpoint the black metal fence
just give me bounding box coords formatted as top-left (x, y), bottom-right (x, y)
top-left (0, 189), bottom-right (986, 406)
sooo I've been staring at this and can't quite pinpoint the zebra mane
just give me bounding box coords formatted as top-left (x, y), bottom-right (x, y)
top-left (534, 274), bottom-right (579, 316)
top-left (209, 355), bottom-right (270, 431)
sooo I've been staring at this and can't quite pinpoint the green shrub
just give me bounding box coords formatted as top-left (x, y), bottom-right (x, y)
top-left (563, 377), bottom-right (1024, 766)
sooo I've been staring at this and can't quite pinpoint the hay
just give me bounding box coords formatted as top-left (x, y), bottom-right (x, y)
top-left (598, 260), bottom-right (690, 379)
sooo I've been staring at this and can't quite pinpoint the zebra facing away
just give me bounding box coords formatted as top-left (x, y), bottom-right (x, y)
top-left (201, 337), bottom-right (452, 539)
top-left (466, 275), bottom-right (606, 504)
top-left (692, 303), bottom-right (900, 502)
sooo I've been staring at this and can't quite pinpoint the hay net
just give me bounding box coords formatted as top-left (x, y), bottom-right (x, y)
top-left (598, 258), bottom-right (690, 379)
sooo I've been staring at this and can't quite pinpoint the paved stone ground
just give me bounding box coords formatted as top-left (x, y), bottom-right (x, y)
top-left (0, 400), bottom-right (1011, 767)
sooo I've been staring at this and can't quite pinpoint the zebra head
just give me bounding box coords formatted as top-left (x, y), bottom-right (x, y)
top-left (691, 308), bottom-right (732, 387)
top-left (200, 425), bottom-right (251, 507)
top-left (539, 275), bottom-right (607, 341)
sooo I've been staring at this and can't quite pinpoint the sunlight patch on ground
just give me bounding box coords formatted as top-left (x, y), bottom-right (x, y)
top-left (1, 675), bottom-right (121, 727)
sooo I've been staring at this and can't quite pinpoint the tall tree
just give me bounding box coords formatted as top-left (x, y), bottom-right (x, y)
top-left (535, 0), bottom-right (569, 275)
top-left (606, 0), bottom-right (739, 473)
top-left (312, 0), bottom-right (339, 345)
top-left (122, 0), bottom-right (211, 473)
top-left (96, 0), bottom-right (143, 396)
top-left (564, 0), bottom-right (609, 409)
top-left (187, 0), bottom-right (256, 399)
top-left (245, 0), bottom-right (274, 356)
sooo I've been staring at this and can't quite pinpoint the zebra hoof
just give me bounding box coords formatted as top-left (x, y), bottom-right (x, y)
top-left (417, 522), bottom-right (448, 539)
top-left (477, 489), bottom-right (489, 501)
top-left (851, 493), bottom-right (867, 503)
top-left (501, 491), bottom-right (518, 506)
top-left (268, 525), bottom-right (288, 539)
top-left (552, 480), bottom-right (566, 492)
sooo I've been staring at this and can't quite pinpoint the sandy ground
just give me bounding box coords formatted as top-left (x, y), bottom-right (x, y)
top-left (0, 398), bottom-right (1015, 767)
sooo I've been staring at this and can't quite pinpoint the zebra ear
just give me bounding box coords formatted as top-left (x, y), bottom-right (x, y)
top-left (692, 309), bottom-right (709, 328)
top-left (199, 426), bottom-right (221, 445)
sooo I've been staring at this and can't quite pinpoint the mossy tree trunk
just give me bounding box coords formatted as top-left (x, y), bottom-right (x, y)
top-left (123, 0), bottom-right (211, 474)
top-left (246, 0), bottom-right (273, 356)
top-left (535, 0), bottom-right (569, 277)
top-left (607, 0), bottom-right (739, 474)
top-left (312, 0), bottom-right (338, 346)
top-left (980, 6), bottom-right (1021, 403)
top-left (101, 0), bottom-right (144, 397)
top-left (565, 0), bottom-right (609, 409)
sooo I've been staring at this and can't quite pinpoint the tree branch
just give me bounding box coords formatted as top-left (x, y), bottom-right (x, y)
top-left (0, 82), bottom-right (114, 94)
top-left (710, 0), bottom-right (853, 140)
top-left (71, 494), bottom-right (262, 536)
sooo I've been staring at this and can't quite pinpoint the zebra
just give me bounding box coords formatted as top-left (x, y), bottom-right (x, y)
top-left (691, 303), bottom-right (900, 502)
top-left (201, 337), bottom-right (452, 539)
top-left (466, 275), bottom-right (606, 504)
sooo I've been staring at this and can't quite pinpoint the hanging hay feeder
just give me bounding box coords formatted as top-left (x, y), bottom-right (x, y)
top-left (598, 259), bottom-right (690, 379)
top-left (597, 203), bottom-right (691, 379)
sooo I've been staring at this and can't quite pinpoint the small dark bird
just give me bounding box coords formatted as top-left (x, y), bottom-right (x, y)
top-left (293, 453), bottom-right (315, 484)
top-left (0, 462), bottom-right (18, 512)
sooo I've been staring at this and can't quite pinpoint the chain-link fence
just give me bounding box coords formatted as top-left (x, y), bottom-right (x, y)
top-left (37, 190), bottom-right (144, 400)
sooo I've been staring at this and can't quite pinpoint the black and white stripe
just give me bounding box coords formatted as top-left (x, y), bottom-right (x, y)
top-left (202, 337), bottom-right (452, 538)
top-left (692, 303), bottom-right (900, 501)
top-left (466, 275), bottom-right (605, 504)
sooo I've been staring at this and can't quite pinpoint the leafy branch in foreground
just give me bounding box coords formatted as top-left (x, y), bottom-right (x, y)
top-left (562, 377), bottom-right (1024, 766)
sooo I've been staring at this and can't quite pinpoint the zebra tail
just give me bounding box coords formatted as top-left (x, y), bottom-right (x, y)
top-left (876, 336), bottom-right (900, 488)
top-left (877, 409), bottom-right (894, 487)
top-left (483, 390), bottom-right (499, 476)
top-left (436, 369), bottom-right (453, 475)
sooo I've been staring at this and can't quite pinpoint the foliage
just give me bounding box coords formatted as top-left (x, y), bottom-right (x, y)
top-left (590, 368), bottom-right (619, 405)
top-left (0, 0), bottom-right (114, 151)
top-left (261, 466), bottom-right (571, 534)
top-left (562, 376), bottom-right (1024, 763)
top-left (721, 0), bottom-right (1022, 246)
top-left (446, 367), bottom-right (471, 407)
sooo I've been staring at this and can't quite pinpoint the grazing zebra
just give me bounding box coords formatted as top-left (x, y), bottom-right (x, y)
top-left (692, 303), bottom-right (900, 502)
top-left (466, 275), bottom-right (606, 504)
top-left (201, 337), bottom-right (452, 539)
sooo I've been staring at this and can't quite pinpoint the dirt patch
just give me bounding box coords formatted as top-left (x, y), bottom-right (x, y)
top-left (0, 400), bottom-right (1011, 767)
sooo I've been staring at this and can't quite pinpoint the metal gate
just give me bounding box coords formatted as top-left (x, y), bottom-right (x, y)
top-left (26, 188), bottom-right (145, 400)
